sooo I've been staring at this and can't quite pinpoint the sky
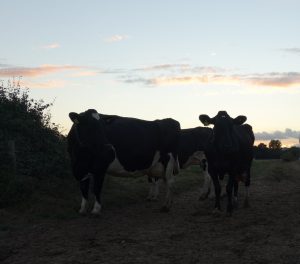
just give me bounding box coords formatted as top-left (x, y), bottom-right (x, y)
top-left (1, 0), bottom-right (300, 146)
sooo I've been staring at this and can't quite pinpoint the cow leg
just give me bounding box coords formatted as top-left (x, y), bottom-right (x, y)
top-left (199, 169), bottom-right (211, 200)
top-left (91, 145), bottom-right (115, 215)
top-left (208, 179), bottom-right (215, 199)
top-left (79, 177), bottom-right (90, 214)
top-left (233, 179), bottom-right (239, 209)
top-left (208, 177), bottom-right (227, 200)
top-left (91, 173), bottom-right (106, 215)
top-left (226, 174), bottom-right (235, 216)
top-left (210, 172), bottom-right (221, 214)
top-left (244, 168), bottom-right (251, 208)
top-left (161, 154), bottom-right (175, 212)
top-left (147, 177), bottom-right (159, 201)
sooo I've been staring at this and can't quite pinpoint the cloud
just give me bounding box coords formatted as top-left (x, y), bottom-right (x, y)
top-left (70, 71), bottom-right (98, 77)
top-left (244, 72), bottom-right (300, 87)
top-left (255, 128), bottom-right (300, 140)
top-left (0, 64), bottom-right (82, 77)
top-left (121, 69), bottom-right (300, 88)
top-left (42, 43), bottom-right (60, 49)
top-left (282, 47), bottom-right (300, 54)
top-left (133, 64), bottom-right (227, 74)
top-left (0, 63), bottom-right (10, 68)
top-left (21, 79), bottom-right (66, 89)
top-left (104, 34), bottom-right (129, 43)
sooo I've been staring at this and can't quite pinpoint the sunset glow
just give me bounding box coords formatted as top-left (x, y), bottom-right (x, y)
top-left (0, 0), bottom-right (299, 144)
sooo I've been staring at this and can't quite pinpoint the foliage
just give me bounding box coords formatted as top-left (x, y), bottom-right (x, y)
top-left (281, 147), bottom-right (300, 162)
top-left (253, 145), bottom-right (282, 160)
top-left (257, 143), bottom-right (267, 149)
top-left (268, 139), bottom-right (282, 150)
top-left (0, 79), bottom-right (70, 207)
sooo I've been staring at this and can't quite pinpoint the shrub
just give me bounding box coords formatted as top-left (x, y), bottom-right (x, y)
top-left (281, 147), bottom-right (300, 162)
top-left (0, 79), bottom-right (70, 207)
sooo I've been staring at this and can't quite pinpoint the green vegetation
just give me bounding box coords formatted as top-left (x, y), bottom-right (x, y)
top-left (0, 80), bottom-right (71, 208)
top-left (281, 147), bottom-right (300, 162)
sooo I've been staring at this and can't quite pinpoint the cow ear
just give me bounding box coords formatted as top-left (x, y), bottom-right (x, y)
top-left (69, 112), bottom-right (80, 124)
top-left (234, 115), bottom-right (247, 125)
top-left (199, 114), bottom-right (213, 126)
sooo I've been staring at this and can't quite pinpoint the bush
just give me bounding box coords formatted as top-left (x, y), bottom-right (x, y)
top-left (0, 79), bottom-right (70, 207)
top-left (281, 147), bottom-right (300, 162)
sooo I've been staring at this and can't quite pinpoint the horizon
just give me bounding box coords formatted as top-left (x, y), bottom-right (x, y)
top-left (1, 0), bottom-right (300, 147)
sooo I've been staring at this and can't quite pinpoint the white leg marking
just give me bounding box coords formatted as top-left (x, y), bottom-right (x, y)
top-left (208, 179), bottom-right (215, 199)
top-left (162, 154), bottom-right (175, 211)
top-left (199, 170), bottom-right (211, 199)
top-left (91, 201), bottom-right (102, 215)
top-left (79, 197), bottom-right (88, 214)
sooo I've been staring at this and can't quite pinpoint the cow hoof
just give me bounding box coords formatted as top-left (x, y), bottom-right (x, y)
top-left (212, 208), bottom-right (222, 217)
top-left (160, 206), bottom-right (170, 213)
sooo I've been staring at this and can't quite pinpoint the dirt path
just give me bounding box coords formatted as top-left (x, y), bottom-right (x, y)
top-left (1, 168), bottom-right (300, 264)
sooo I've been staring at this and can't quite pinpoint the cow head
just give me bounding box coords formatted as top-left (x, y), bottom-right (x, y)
top-left (199, 111), bottom-right (246, 155)
top-left (69, 109), bottom-right (109, 150)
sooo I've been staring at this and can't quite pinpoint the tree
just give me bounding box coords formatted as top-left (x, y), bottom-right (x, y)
top-left (257, 143), bottom-right (267, 149)
top-left (269, 139), bottom-right (282, 150)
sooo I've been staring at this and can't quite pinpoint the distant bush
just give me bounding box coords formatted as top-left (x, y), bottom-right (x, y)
top-left (281, 147), bottom-right (300, 162)
top-left (0, 79), bottom-right (70, 207)
top-left (253, 146), bottom-right (282, 160)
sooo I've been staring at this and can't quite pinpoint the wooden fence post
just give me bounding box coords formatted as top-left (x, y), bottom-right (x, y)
top-left (8, 140), bottom-right (16, 175)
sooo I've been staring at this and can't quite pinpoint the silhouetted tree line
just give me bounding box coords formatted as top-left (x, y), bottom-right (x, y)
top-left (254, 139), bottom-right (300, 161)
top-left (0, 79), bottom-right (70, 207)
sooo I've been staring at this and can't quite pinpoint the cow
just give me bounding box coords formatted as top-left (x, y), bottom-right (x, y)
top-left (178, 127), bottom-right (212, 199)
top-left (199, 111), bottom-right (255, 216)
top-left (147, 127), bottom-right (224, 200)
top-left (148, 126), bottom-right (224, 201)
top-left (67, 109), bottom-right (181, 215)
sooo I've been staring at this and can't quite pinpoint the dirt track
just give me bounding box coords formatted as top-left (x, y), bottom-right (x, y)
top-left (1, 163), bottom-right (300, 264)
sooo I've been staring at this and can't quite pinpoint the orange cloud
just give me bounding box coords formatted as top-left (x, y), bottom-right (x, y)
top-left (245, 72), bottom-right (300, 87)
top-left (0, 64), bottom-right (81, 77)
top-left (21, 79), bottom-right (67, 89)
top-left (124, 72), bottom-right (300, 88)
top-left (70, 71), bottom-right (98, 77)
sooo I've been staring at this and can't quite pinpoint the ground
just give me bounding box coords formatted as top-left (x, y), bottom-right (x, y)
top-left (1, 160), bottom-right (300, 264)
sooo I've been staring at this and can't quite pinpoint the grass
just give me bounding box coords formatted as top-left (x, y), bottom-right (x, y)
top-left (252, 159), bottom-right (300, 183)
top-left (1, 160), bottom-right (300, 222)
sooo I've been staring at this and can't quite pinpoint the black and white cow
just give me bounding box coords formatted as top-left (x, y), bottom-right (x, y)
top-left (148, 126), bottom-right (222, 201)
top-left (199, 111), bottom-right (255, 215)
top-left (67, 109), bottom-right (180, 214)
top-left (178, 127), bottom-right (212, 199)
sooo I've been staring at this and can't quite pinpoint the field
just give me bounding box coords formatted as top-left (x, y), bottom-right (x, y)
top-left (1, 160), bottom-right (300, 264)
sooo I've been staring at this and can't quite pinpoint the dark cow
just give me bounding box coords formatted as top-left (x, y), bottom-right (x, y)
top-left (67, 109), bottom-right (180, 214)
top-left (199, 111), bottom-right (255, 215)
top-left (178, 127), bottom-right (212, 199)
